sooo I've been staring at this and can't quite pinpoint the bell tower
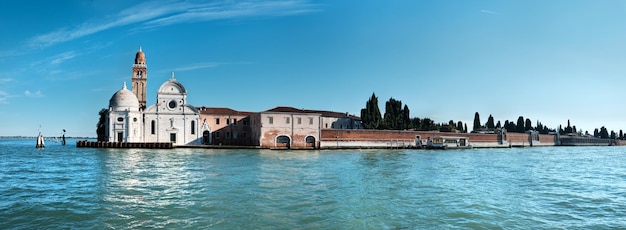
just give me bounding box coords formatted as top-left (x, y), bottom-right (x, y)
top-left (132, 47), bottom-right (147, 109)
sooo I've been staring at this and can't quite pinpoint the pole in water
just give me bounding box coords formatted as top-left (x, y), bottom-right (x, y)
top-left (62, 129), bottom-right (66, 145)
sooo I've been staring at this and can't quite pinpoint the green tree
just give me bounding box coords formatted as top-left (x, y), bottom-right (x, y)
top-left (360, 93), bottom-right (382, 129)
top-left (600, 126), bottom-right (609, 139)
top-left (383, 97), bottom-right (404, 130)
top-left (96, 108), bottom-right (108, 141)
top-left (611, 130), bottom-right (617, 139)
top-left (525, 118), bottom-right (532, 131)
top-left (516, 116), bottom-right (525, 133)
top-left (565, 120), bottom-right (573, 133)
top-left (486, 114), bottom-right (495, 129)
top-left (411, 117), bottom-right (421, 130)
top-left (422, 118), bottom-right (436, 131)
top-left (473, 112), bottom-right (481, 132)
top-left (402, 105), bottom-right (411, 130)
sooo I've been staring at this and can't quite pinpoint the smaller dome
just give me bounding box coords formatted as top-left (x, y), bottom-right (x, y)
top-left (109, 82), bottom-right (139, 110)
top-left (158, 72), bottom-right (187, 95)
top-left (135, 47), bottom-right (146, 64)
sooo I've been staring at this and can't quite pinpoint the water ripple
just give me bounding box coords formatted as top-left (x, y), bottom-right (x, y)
top-left (3, 140), bottom-right (626, 228)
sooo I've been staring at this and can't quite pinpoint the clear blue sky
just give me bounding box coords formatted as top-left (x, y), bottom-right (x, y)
top-left (2, 0), bottom-right (626, 137)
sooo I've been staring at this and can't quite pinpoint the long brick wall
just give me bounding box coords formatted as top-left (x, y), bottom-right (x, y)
top-left (319, 129), bottom-right (557, 148)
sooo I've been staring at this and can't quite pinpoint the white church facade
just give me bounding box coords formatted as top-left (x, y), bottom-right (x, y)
top-left (104, 48), bottom-right (202, 146)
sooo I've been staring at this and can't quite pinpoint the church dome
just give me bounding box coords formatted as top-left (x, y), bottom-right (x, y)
top-left (158, 72), bottom-right (187, 95)
top-left (109, 82), bottom-right (139, 110)
top-left (135, 47), bottom-right (146, 65)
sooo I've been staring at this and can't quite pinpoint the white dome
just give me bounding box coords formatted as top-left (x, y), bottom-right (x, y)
top-left (109, 82), bottom-right (139, 110)
top-left (158, 72), bottom-right (187, 95)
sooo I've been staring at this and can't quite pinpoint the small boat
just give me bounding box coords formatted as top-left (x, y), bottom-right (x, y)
top-left (427, 136), bottom-right (472, 149)
top-left (36, 132), bottom-right (45, 149)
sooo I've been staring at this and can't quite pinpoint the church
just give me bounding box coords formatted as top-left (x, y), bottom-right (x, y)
top-left (104, 48), bottom-right (202, 146)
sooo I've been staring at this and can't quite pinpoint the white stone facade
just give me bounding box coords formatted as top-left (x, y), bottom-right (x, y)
top-left (106, 83), bottom-right (144, 143)
top-left (104, 49), bottom-right (201, 146)
top-left (143, 76), bottom-right (202, 145)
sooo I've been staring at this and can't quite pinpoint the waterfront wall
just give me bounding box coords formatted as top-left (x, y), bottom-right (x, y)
top-left (76, 140), bottom-right (173, 149)
top-left (319, 129), bottom-right (557, 149)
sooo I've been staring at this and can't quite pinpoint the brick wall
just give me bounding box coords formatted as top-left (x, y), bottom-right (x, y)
top-left (319, 129), bottom-right (557, 148)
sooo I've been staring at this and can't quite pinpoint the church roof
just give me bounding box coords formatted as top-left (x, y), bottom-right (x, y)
top-left (197, 107), bottom-right (255, 115)
top-left (109, 82), bottom-right (139, 110)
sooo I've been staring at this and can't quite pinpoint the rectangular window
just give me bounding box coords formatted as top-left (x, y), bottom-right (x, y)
top-left (297, 117), bottom-right (301, 124)
top-left (191, 120), bottom-right (195, 134)
top-left (226, 132), bottom-right (230, 138)
top-left (216, 132), bottom-right (220, 138)
top-left (226, 118), bottom-right (230, 125)
top-left (233, 119), bottom-right (238, 126)
top-left (170, 133), bottom-right (177, 142)
top-left (233, 131), bottom-right (238, 139)
top-left (216, 118), bottom-right (220, 125)
top-left (309, 117), bottom-right (313, 125)
top-left (268, 116), bottom-right (273, 124)
top-left (286, 117), bottom-right (290, 124)
top-left (151, 120), bottom-right (156, 134)
top-left (243, 119), bottom-right (248, 126)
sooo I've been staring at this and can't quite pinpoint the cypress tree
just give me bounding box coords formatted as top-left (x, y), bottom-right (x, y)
top-left (486, 114), bottom-right (495, 129)
top-left (516, 116), bottom-right (525, 133)
top-left (473, 112), bottom-right (481, 132)
top-left (525, 118), bottom-right (532, 131)
top-left (383, 97), bottom-right (403, 130)
top-left (360, 93), bottom-right (382, 129)
top-left (96, 108), bottom-right (108, 141)
top-left (402, 105), bottom-right (410, 130)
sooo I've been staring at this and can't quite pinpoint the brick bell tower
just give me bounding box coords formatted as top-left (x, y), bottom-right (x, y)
top-left (132, 47), bottom-right (147, 110)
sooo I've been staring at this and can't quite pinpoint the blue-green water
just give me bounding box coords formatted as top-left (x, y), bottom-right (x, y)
top-left (2, 138), bottom-right (626, 229)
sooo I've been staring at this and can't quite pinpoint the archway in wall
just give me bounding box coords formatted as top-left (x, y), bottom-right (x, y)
top-left (276, 135), bottom-right (291, 149)
top-left (203, 131), bottom-right (211, 145)
top-left (305, 136), bottom-right (316, 149)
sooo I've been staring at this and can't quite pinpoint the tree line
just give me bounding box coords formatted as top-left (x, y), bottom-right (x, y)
top-left (360, 93), bottom-right (468, 132)
top-left (359, 93), bottom-right (623, 139)
top-left (472, 112), bottom-right (624, 140)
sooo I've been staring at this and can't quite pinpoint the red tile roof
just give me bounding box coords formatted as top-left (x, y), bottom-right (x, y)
top-left (196, 106), bottom-right (255, 115)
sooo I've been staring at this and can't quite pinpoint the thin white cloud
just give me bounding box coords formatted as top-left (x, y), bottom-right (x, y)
top-left (50, 51), bottom-right (78, 65)
top-left (0, 90), bottom-right (17, 104)
top-left (29, 0), bottom-right (320, 48)
top-left (481, 9), bottom-right (498, 15)
top-left (173, 62), bottom-right (223, 72)
top-left (24, 90), bottom-right (44, 98)
top-left (0, 78), bottom-right (12, 84)
top-left (171, 61), bottom-right (255, 72)
top-left (143, 1), bottom-right (321, 29)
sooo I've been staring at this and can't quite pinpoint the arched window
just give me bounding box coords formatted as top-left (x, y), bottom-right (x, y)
top-left (151, 120), bottom-right (156, 135)
top-left (191, 120), bottom-right (195, 134)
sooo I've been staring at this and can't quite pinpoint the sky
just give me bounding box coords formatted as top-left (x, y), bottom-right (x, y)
top-left (2, 0), bottom-right (626, 137)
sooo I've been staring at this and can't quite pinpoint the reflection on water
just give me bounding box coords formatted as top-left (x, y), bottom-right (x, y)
top-left (2, 139), bottom-right (626, 228)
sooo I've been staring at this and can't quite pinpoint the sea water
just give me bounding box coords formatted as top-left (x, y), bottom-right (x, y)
top-left (2, 138), bottom-right (626, 229)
